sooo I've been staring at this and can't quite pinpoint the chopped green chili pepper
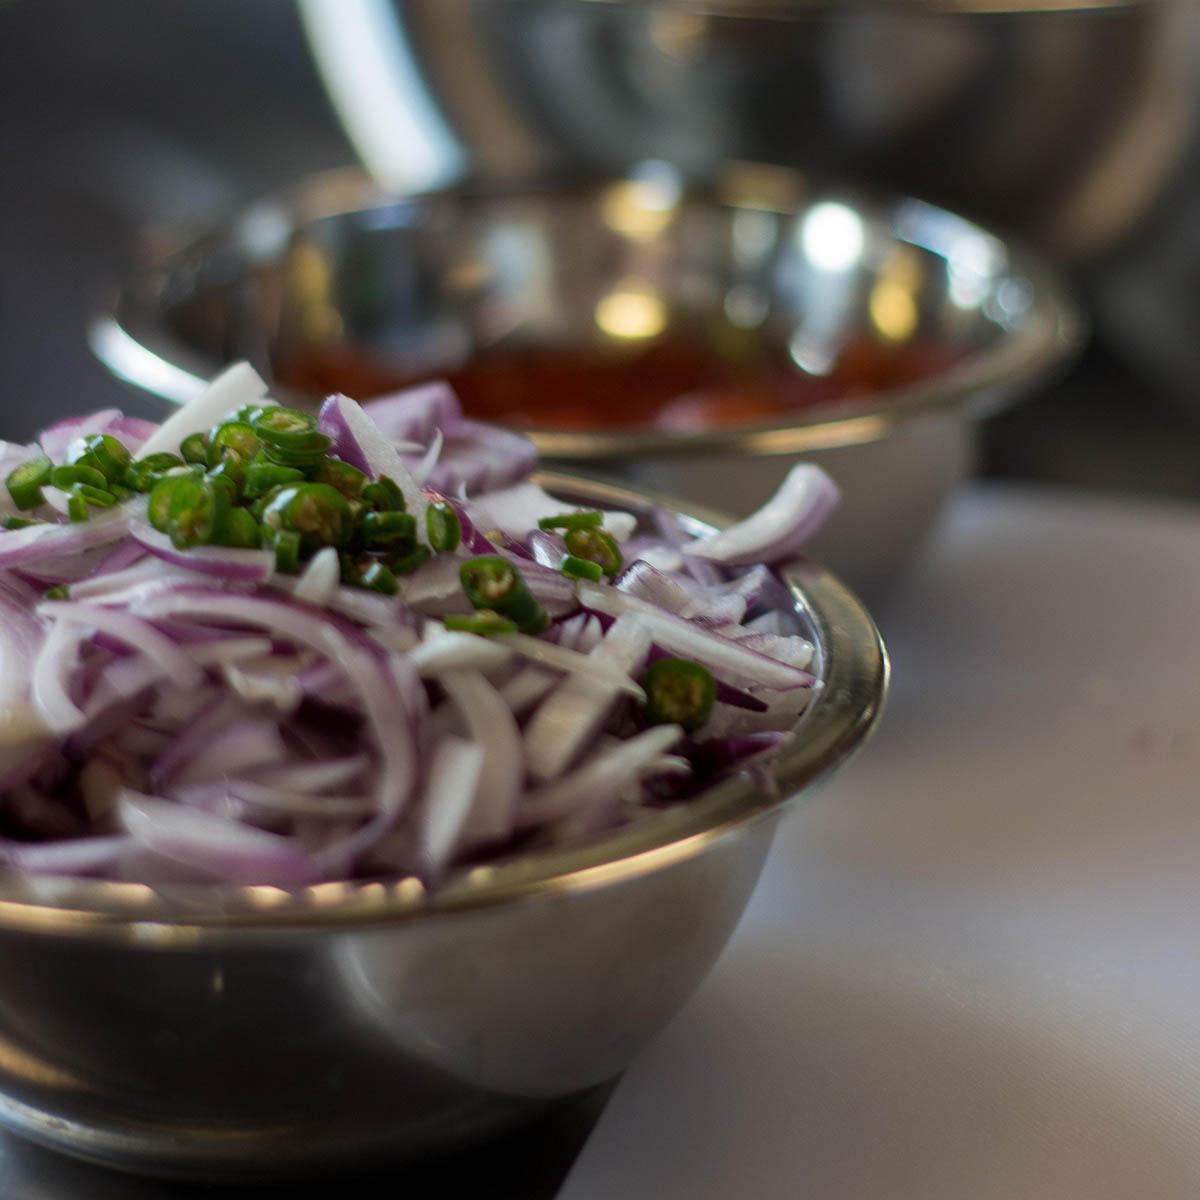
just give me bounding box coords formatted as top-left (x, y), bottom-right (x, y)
top-left (640, 658), bottom-right (716, 732)
top-left (260, 433), bottom-right (332, 469)
top-left (67, 493), bottom-right (89, 522)
top-left (2, 515), bottom-right (39, 530)
top-left (359, 562), bottom-right (398, 595)
top-left (251, 407), bottom-right (318, 444)
top-left (561, 554), bottom-right (604, 582)
top-left (43, 584), bottom-right (70, 601)
top-left (179, 432), bottom-right (210, 465)
top-left (245, 460), bottom-right (304, 500)
top-left (232, 403), bottom-right (266, 424)
top-left (261, 483), bottom-right (353, 551)
top-left (216, 506), bottom-right (261, 549)
top-left (459, 555), bottom-right (549, 634)
top-left (5, 456), bottom-right (53, 511)
top-left (72, 483), bottom-right (117, 509)
top-left (361, 510), bottom-right (417, 550)
top-left (564, 527), bottom-right (622, 577)
top-left (147, 475), bottom-right (193, 532)
top-left (315, 458), bottom-right (367, 500)
top-left (207, 458), bottom-right (244, 502)
top-left (124, 452), bottom-right (185, 493)
top-left (426, 502), bottom-right (461, 553)
top-left (537, 510), bottom-right (604, 532)
top-left (271, 529), bottom-right (301, 573)
top-left (361, 476), bottom-right (406, 512)
top-left (51, 463), bottom-right (108, 492)
top-left (80, 433), bottom-right (132, 482)
top-left (165, 477), bottom-right (227, 549)
top-left (207, 421), bottom-right (260, 466)
top-left (443, 611), bottom-right (518, 636)
top-left (389, 544), bottom-right (432, 575)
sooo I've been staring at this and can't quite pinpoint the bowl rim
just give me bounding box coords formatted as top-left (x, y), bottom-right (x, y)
top-left (0, 470), bottom-right (888, 938)
top-left (92, 166), bottom-right (1085, 459)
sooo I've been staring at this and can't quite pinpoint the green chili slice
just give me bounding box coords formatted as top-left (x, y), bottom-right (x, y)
top-left (640, 658), bottom-right (716, 732)
top-left (361, 477), bottom-right (406, 512)
top-left (362, 510), bottom-right (417, 550)
top-left (271, 529), bottom-right (301, 573)
top-left (389, 544), bottom-right (432, 575)
top-left (425, 502), bottom-right (461, 553)
top-left (125, 453), bottom-right (184, 493)
top-left (261, 483), bottom-right (353, 551)
top-left (459, 555), bottom-right (549, 634)
top-left (72, 483), bottom-right (117, 509)
top-left (80, 433), bottom-right (132, 481)
top-left (216, 506), bottom-right (261, 549)
top-left (560, 554), bottom-right (604, 582)
top-left (207, 421), bottom-right (261, 466)
top-left (537, 510), bottom-right (604, 532)
top-left (5, 456), bottom-right (53, 511)
top-left (359, 562), bottom-right (398, 596)
top-left (67, 493), bottom-right (89, 522)
top-left (42, 584), bottom-right (70, 601)
top-left (245, 460), bottom-right (305, 500)
top-left (50, 464), bottom-right (108, 492)
top-left (251, 407), bottom-right (317, 445)
top-left (315, 458), bottom-right (367, 500)
top-left (443, 611), bottom-right (518, 637)
top-left (165, 477), bottom-right (227, 549)
top-left (564, 527), bottom-right (622, 577)
top-left (2, 515), bottom-right (39, 530)
top-left (179, 432), bottom-right (210, 465)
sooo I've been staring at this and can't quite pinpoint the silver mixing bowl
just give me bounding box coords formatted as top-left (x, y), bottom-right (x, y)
top-left (92, 166), bottom-right (1082, 598)
top-left (0, 473), bottom-right (886, 1182)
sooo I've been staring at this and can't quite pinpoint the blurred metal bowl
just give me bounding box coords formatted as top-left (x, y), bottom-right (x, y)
top-left (0, 473), bottom-right (885, 1181)
top-left (93, 166), bottom-right (1082, 598)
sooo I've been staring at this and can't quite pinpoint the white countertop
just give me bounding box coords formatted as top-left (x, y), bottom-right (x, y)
top-left (563, 484), bottom-right (1200, 1200)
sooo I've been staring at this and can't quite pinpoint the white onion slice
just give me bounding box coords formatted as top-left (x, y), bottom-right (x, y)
top-left (134, 362), bottom-right (270, 460)
top-left (683, 463), bottom-right (840, 566)
top-left (409, 625), bottom-right (514, 676)
top-left (499, 632), bottom-right (646, 699)
top-left (415, 734), bottom-right (484, 874)
top-left (467, 482), bottom-right (636, 543)
top-left (292, 547), bottom-right (341, 607)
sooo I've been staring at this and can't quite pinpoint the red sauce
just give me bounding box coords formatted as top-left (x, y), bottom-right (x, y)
top-left (273, 336), bottom-right (964, 432)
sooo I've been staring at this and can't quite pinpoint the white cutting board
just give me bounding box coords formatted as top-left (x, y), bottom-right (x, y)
top-left (562, 485), bottom-right (1200, 1200)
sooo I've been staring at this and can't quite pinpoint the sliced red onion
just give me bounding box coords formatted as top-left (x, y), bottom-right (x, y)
top-left (90, 538), bottom-right (148, 578)
top-left (620, 538), bottom-right (685, 574)
top-left (421, 421), bottom-right (538, 497)
top-left (130, 519), bottom-right (275, 582)
top-left (614, 560), bottom-right (694, 614)
top-left (251, 756), bottom-right (369, 794)
top-left (118, 789), bottom-right (313, 885)
top-left (495, 664), bottom-right (558, 718)
top-left (223, 661), bottom-right (304, 712)
top-left (684, 463), bottom-right (840, 566)
top-left (684, 592), bottom-right (748, 628)
top-left (37, 409), bottom-right (122, 463)
top-left (440, 670), bottom-right (522, 841)
top-left (578, 582), bottom-right (815, 692)
top-left (150, 694), bottom-right (242, 789)
top-left (134, 362), bottom-right (269, 460)
top-left (414, 734), bottom-right (483, 875)
top-left (401, 555), bottom-right (474, 617)
top-left (318, 394), bottom-right (427, 522)
top-left (2, 835), bottom-right (131, 877)
top-left (363, 380), bottom-right (462, 443)
top-left (527, 530), bottom-right (566, 570)
top-left (0, 506), bottom-right (132, 569)
top-left (524, 614), bottom-right (651, 783)
top-left (220, 779), bottom-right (376, 820)
top-left (518, 725), bottom-right (683, 828)
top-left (467, 482), bottom-right (636, 543)
top-left (30, 621), bottom-right (87, 734)
top-left (500, 631), bottom-right (645, 699)
top-left (292, 547), bottom-right (340, 607)
top-left (721, 629), bottom-right (815, 670)
top-left (409, 624), bottom-right (514, 676)
top-left (171, 719), bottom-right (288, 787)
top-left (41, 601), bottom-right (204, 691)
top-left (410, 427), bottom-right (444, 486)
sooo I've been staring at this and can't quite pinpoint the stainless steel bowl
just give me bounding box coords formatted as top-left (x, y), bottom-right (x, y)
top-left (92, 166), bottom-right (1082, 598)
top-left (0, 473), bottom-right (886, 1182)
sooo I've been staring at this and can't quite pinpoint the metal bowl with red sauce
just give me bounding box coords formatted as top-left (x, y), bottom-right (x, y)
top-left (93, 166), bottom-right (1082, 595)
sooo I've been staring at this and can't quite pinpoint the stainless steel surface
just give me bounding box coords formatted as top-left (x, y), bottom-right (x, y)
top-left (94, 168), bottom-right (1081, 598)
top-left (0, 474), bottom-right (887, 1181)
top-left (320, 0), bottom-right (1195, 259)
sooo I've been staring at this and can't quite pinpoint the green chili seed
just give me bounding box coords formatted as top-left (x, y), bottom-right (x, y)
top-left (361, 477), bottom-right (406, 512)
top-left (217, 507), bottom-right (261, 549)
top-left (81, 433), bottom-right (131, 481)
top-left (261, 483), bottom-right (353, 550)
top-left (537, 510), bottom-right (604, 532)
top-left (5, 455), bottom-right (53, 510)
top-left (272, 529), bottom-right (301, 573)
top-left (561, 554), bottom-right (604, 582)
top-left (358, 562), bottom-right (398, 595)
top-left (72, 483), bottom-right (117, 508)
top-left (426, 502), bottom-right (461, 553)
top-left (207, 421), bottom-right (261, 466)
top-left (389, 544), bottom-right (432, 575)
top-left (362, 510), bottom-right (417, 550)
top-left (564, 527), bottom-right (623, 577)
top-left (640, 658), bottom-right (716, 732)
top-left (42, 584), bottom-right (70, 601)
top-left (315, 458), bottom-right (367, 500)
top-left (459, 555), bottom-right (549, 633)
top-left (50, 464), bottom-right (108, 492)
top-left (2, 516), bottom-right (39, 530)
top-left (443, 611), bottom-right (519, 636)
top-left (67, 493), bottom-right (89, 522)
top-left (179, 433), bottom-right (210, 465)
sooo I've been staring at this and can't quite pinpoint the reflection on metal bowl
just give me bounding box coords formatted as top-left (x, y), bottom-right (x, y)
top-left (93, 166), bottom-right (1082, 598)
top-left (0, 475), bottom-right (885, 1180)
